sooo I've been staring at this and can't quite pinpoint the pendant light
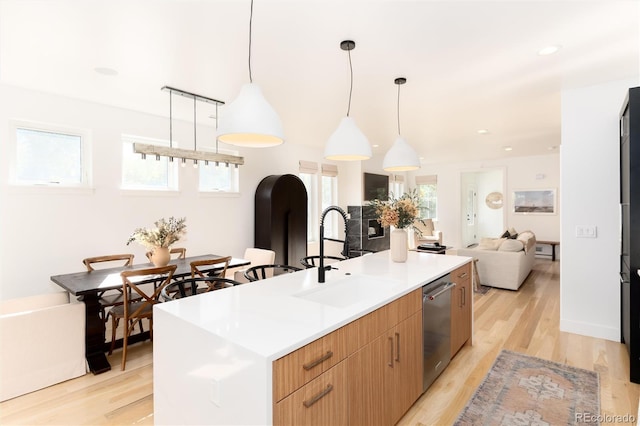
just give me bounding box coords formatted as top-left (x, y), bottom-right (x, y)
top-left (383, 77), bottom-right (420, 171)
top-left (217, 0), bottom-right (284, 147)
top-left (324, 40), bottom-right (372, 161)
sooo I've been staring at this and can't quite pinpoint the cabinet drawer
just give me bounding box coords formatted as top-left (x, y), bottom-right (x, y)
top-left (451, 263), bottom-right (471, 285)
top-left (345, 288), bottom-right (422, 355)
top-left (274, 361), bottom-right (348, 426)
top-left (386, 288), bottom-right (422, 326)
top-left (273, 326), bottom-right (347, 402)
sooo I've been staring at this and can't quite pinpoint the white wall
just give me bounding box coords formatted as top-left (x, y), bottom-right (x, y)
top-left (475, 169), bottom-right (504, 240)
top-left (0, 84), bottom-right (351, 300)
top-left (408, 154), bottom-right (560, 248)
top-left (560, 78), bottom-right (638, 341)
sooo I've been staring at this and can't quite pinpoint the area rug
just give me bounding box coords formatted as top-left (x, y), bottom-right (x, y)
top-left (455, 350), bottom-right (600, 426)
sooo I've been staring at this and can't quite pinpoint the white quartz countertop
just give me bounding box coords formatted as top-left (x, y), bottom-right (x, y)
top-left (155, 250), bottom-right (471, 361)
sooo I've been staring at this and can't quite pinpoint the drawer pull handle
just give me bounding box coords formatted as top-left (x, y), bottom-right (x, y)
top-left (395, 332), bottom-right (400, 362)
top-left (303, 384), bottom-right (334, 408)
top-left (458, 272), bottom-right (468, 279)
top-left (303, 351), bottom-right (333, 371)
top-left (388, 337), bottom-right (394, 367)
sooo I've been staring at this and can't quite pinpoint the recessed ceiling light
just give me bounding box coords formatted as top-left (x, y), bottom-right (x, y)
top-left (372, 144), bottom-right (379, 148)
top-left (94, 67), bottom-right (119, 76)
top-left (537, 45), bottom-right (561, 56)
top-left (504, 146), bottom-right (513, 151)
top-left (477, 129), bottom-right (489, 135)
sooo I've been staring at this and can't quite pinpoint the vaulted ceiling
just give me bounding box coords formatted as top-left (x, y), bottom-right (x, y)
top-left (1, 0), bottom-right (638, 164)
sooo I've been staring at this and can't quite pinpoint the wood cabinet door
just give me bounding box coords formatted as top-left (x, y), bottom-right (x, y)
top-left (388, 312), bottom-right (423, 425)
top-left (451, 263), bottom-right (472, 356)
top-left (274, 361), bottom-right (348, 426)
top-left (347, 334), bottom-right (387, 426)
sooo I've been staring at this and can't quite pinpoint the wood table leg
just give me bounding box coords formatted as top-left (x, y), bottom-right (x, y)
top-left (79, 293), bottom-right (111, 374)
top-left (473, 258), bottom-right (480, 292)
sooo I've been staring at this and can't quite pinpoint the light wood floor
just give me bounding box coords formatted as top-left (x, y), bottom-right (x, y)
top-left (1, 259), bottom-right (638, 425)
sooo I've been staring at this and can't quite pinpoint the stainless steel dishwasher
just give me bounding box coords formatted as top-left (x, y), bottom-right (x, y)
top-left (422, 273), bottom-right (455, 392)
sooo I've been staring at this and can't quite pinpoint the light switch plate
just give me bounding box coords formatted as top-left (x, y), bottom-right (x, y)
top-left (576, 226), bottom-right (597, 238)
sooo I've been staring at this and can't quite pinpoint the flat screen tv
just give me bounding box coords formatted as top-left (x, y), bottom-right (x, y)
top-left (363, 172), bottom-right (389, 201)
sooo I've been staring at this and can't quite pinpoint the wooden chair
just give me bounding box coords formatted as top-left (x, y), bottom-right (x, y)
top-left (300, 255), bottom-right (345, 269)
top-left (145, 247), bottom-right (186, 261)
top-left (243, 264), bottom-right (303, 282)
top-left (108, 264), bottom-right (177, 371)
top-left (161, 277), bottom-right (241, 301)
top-left (82, 254), bottom-right (135, 322)
top-left (190, 256), bottom-right (232, 292)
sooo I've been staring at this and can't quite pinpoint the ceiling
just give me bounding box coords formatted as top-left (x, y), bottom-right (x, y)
top-left (1, 0), bottom-right (638, 165)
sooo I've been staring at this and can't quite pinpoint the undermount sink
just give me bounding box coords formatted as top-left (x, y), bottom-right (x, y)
top-left (293, 275), bottom-right (399, 308)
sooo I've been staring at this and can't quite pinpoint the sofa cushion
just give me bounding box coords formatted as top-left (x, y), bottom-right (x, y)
top-left (499, 239), bottom-right (524, 252)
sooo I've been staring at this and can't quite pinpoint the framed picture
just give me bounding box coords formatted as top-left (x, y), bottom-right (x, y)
top-left (513, 188), bottom-right (556, 214)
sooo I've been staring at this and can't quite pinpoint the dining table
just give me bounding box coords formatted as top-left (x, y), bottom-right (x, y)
top-left (50, 254), bottom-right (250, 374)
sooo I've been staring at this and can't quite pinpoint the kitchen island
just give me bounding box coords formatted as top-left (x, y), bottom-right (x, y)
top-left (153, 250), bottom-right (472, 425)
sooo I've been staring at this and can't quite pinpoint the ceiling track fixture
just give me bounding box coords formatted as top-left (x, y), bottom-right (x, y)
top-left (324, 40), bottom-right (372, 161)
top-left (382, 77), bottom-right (420, 171)
top-left (133, 86), bottom-right (244, 167)
top-left (216, 0), bottom-right (284, 147)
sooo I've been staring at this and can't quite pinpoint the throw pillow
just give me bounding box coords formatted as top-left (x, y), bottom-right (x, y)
top-left (478, 237), bottom-right (505, 250)
top-left (500, 230), bottom-right (510, 238)
top-left (498, 239), bottom-right (524, 252)
top-left (508, 232), bottom-right (518, 239)
top-left (508, 227), bottom-right (517, 235)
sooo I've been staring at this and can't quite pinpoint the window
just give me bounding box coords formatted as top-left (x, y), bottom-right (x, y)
top-left (10, 120), bottom-right (91, 187)
top-left (199, 149), bottom-right (240, 193)
top-left (121, 135), bottom-right (178, 190)
top-left (416, 175), bottom-right (437, 219)
top-left (389, 174), bottom-right (405, 198)
top-left (321, 164), bottom-right (339, 239)
top-left (299, 161), bottom-right (318, 242)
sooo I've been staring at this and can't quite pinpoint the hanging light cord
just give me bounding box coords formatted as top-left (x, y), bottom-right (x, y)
top-left (248, 0), bottom-right (254, 83)
top-left (193, 97), bottom-right (197, 150)
top-left (169, 91), bottom-right (173, 148)
top-left (347, 48), bottom-right (353, 117)
top-left (397, 82), bottom-right (401, 136)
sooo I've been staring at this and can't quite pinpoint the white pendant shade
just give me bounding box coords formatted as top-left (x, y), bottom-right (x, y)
top-left (217, 83), bottom-right (284, 147)
top-left (383, 136), bottom-right (420, 171)
top-left (324, 117), bottom-right (372, 161)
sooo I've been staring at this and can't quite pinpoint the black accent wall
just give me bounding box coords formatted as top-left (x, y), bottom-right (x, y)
top-left (347, 205), bottom-right (390, 256)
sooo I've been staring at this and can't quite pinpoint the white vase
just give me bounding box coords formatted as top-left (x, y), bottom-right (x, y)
top-left (390, 228), bottom-right (408, 263)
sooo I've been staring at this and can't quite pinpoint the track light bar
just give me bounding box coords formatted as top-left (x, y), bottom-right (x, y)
top-left (160, 86), bottom-right (225, 106)
top-left (133, 143), bottom-right (244, 166)
top-left (133, 86), bottom-right (244, 167)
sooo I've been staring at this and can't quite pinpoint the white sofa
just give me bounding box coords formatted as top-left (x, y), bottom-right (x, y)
top-left (0, 292), bottom-right (87, 401)
top-left (457, 231), bottom-right (537, 290)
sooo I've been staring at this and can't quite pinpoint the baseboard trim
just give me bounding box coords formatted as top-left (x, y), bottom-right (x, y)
top-left (560, 318), bottom-right (620, 342)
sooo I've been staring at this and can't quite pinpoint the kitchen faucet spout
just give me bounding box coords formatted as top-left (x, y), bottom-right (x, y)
top-left (318, 206), bottom-right (349, 283)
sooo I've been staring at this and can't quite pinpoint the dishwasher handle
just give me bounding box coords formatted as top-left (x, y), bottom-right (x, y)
top-left (425, 282), bottom-right (456, 300)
